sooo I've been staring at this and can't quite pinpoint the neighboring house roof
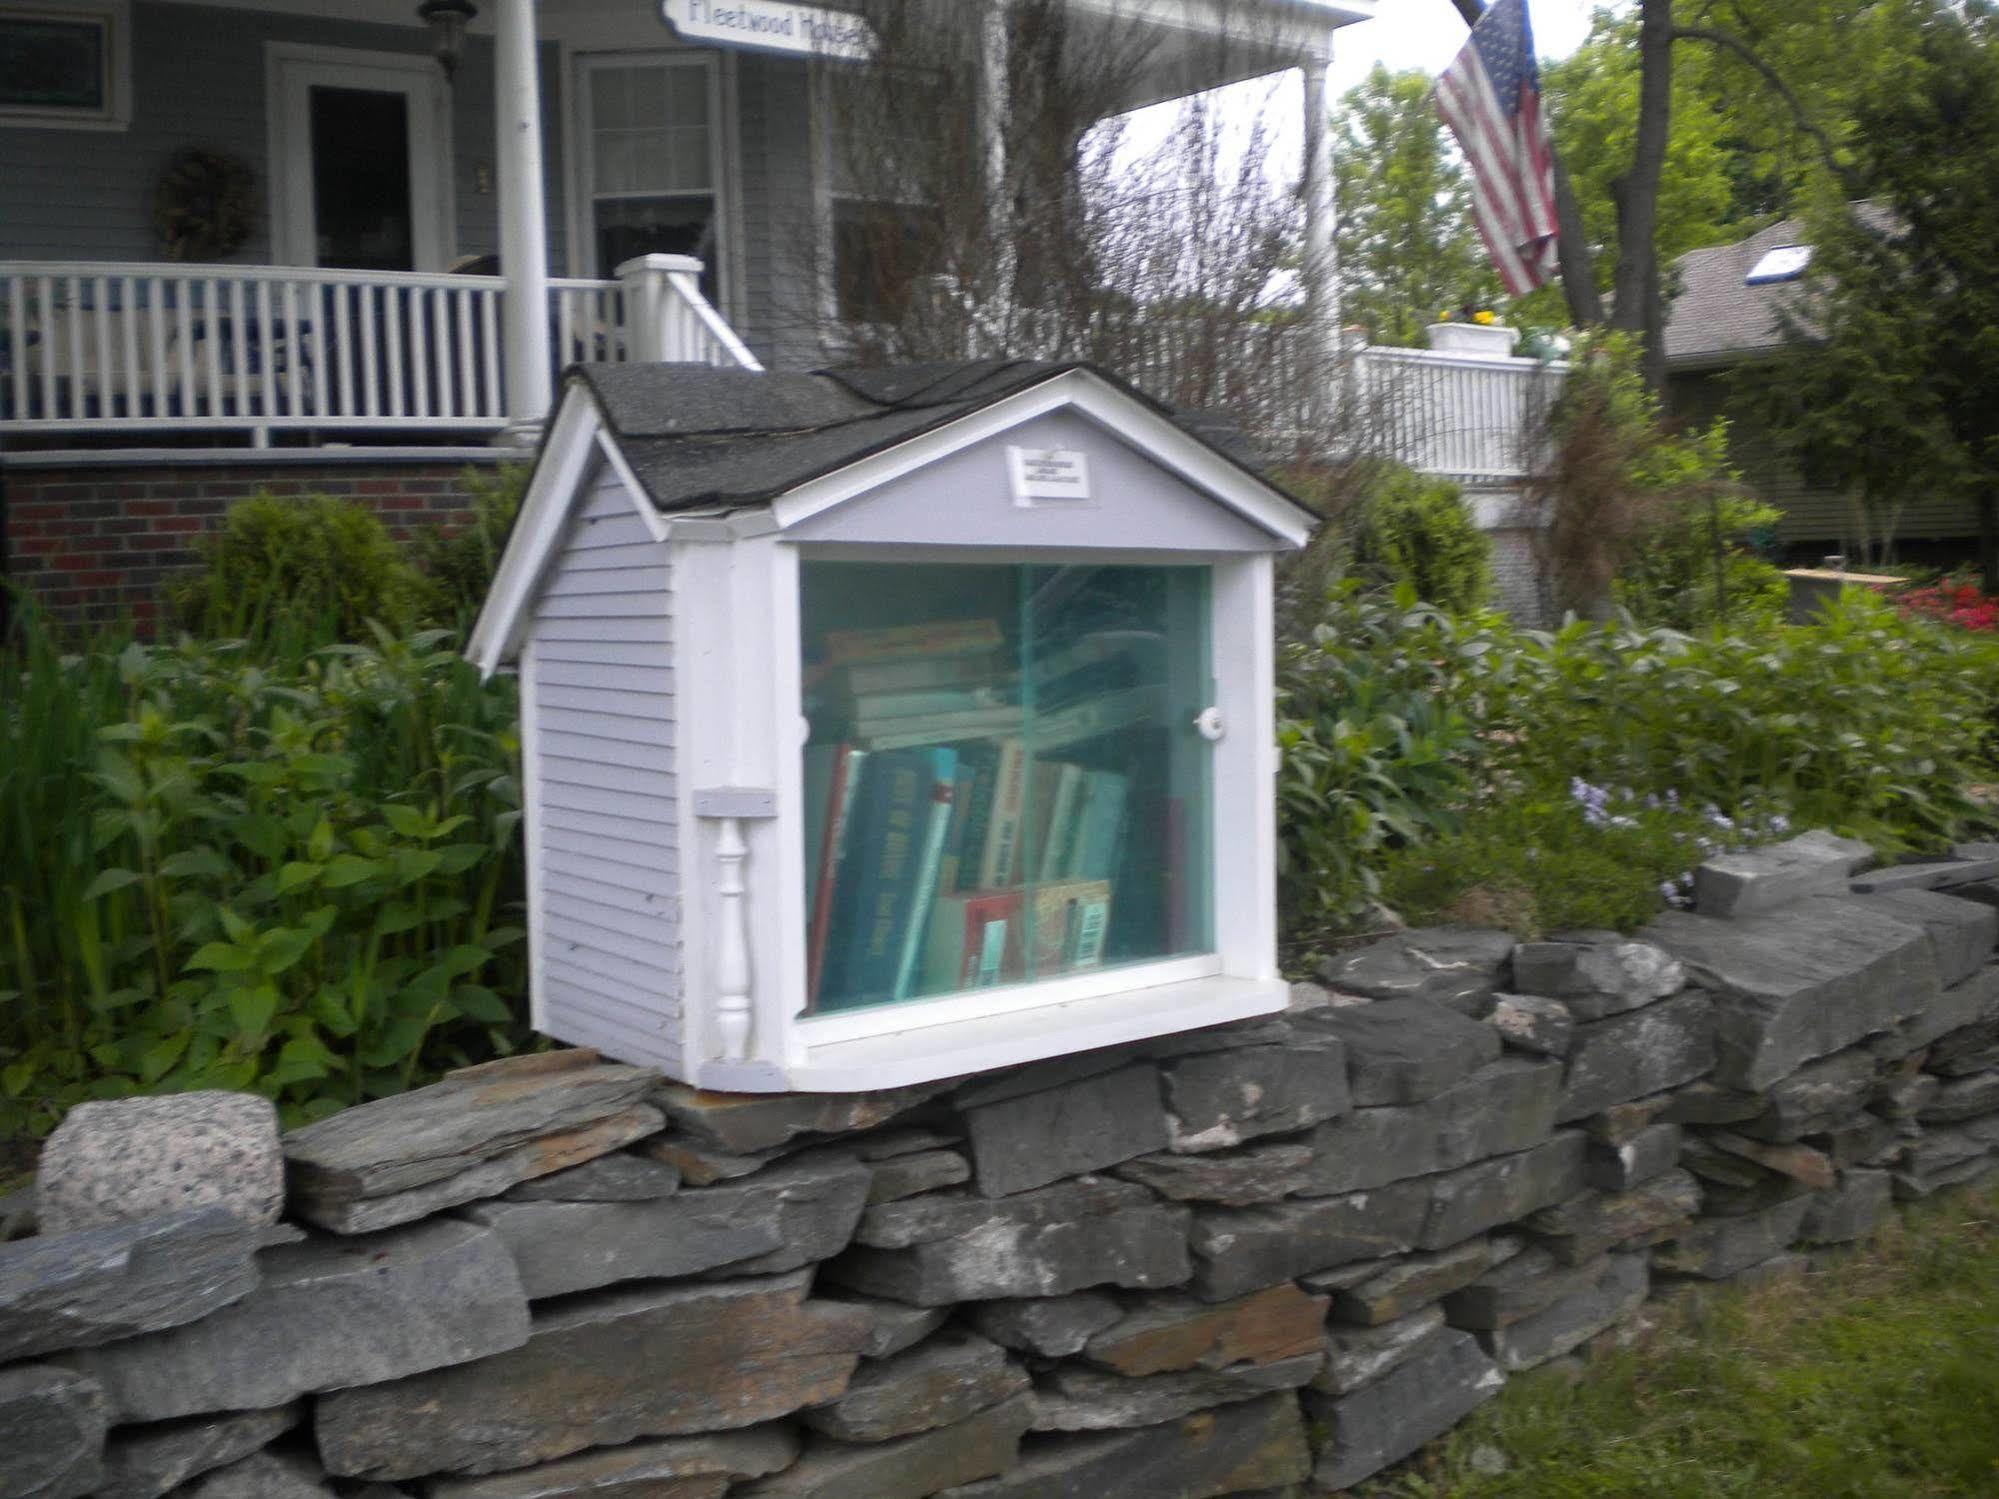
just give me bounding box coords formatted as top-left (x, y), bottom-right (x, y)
top-left (1662, 202), bottom-right (1895, 371)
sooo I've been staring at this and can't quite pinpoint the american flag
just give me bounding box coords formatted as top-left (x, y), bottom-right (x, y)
top-left (1435, 0), bottom-right (1562, 296)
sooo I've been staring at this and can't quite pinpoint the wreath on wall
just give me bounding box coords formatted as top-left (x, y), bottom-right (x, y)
top-left (153, 148), bottom-right (257, 262)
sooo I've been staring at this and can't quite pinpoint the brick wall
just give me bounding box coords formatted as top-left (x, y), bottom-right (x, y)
top-left (3, 457), bottom-right (509, 631)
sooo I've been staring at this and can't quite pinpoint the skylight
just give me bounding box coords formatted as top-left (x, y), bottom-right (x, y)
top-left (1746, 245), bottom-right (1813, 285)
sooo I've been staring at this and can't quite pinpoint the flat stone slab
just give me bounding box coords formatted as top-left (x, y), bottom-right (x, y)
top-left (1644, 896), bottom-right (1935, 1090)
top-left (1319, 927), bottom-right (1514, 1013)
top-left (1114, 1141), bottom-right (1319, 1207)
top-left (0, 1363), bottom-right (107, 1499)
top-left (1585, 1123), bottom-right (1683, 1192)
top-left (868, 1151), bottom-right (971, 1204)
top-left (1735, 1049), bottom-right (1880, 1142)
top-left (1854, 888), bottom-right (1998, 988)
top-left (1316, 1308), bottom-right (1446, 1395)
top-left (653, 1081), bottom-right (946, 1154)
top-left (1920, 1072), bottom-right (1999, 1124)
top-left (175, 1448), bottom-right (334, 1499)
top-left (283, 1051), bottom-right (661, 1228)
top-left (1305, 1057), bottom-right (1563, 1195)
top-left (1652, 1194), bottom-right (1814, 1279)
top-left (1902, 964), bottom-right (1999, 1051)
top-left (55, 1217), bottom-right (528, 1423)
top-left (503, 1149), bottom-right (682, 1201)
top-left (1158, 1035), bottom-right (1349, 1152)
top-left (1799, 1169), bottom-right (1894, 1245)
top-left (1305, 1328), bottom-right (1504, 1491)
top-left (1693, 829), bottom-right (1874, 918)
top-left (1030, 1355), bottom-right (1322, 1432)
top-left (801, 1329), bottom-right (1027, 1441)
top-left (827, 1178), bottom-right (1191, 1306)
top-left (740, 1394), bottom-right (1035, 1499)
top-left (966, 1292), bottom-right (1123, 1358)
top-left (1444, 1245), bottom-right (1623, 1331)
top-left (37, 1092), bottom-right (282, 1236)
top-left (1522, 1168), bottom-right (1702, 1265)
top-left (1558, 991), bottom-right (1717, 1122)
top-left (817, 1292), bottom-right (950, 1360)
top-left (1299, 997), bottom-right (1501, 1104)
top-left (1850, 856), bottom-right (1999, 894)
top-left (1489, 994), bottom-right (1576, 1056)
top-left (1417, 1133), bottom-right (1589, 1250)
top-left (315, 1270), bottom-right (871, 1479)
top-left (0, 1206), bottom-right (260, 1361)
top-left (962, 1064), bottom-right (1170, 1196)
top-left (427, 1428), bottom-right (798, 1498)
top-left (931, 1393), bottom-right (1310, 1498)
top-left (1477, 1252), bottom-right (1647, 1371)
top-left (1509, 935), bottom-right (1685, 1020)
top-left (1189, 1182), bottom-right (1431, 1301)
top-left (94, 1402), bottom-right (301, 1499)
top-left (1331, 1236), bottom-right (1506, 1327)
top-left (1082, 1283), bottom-right (1328, 1375)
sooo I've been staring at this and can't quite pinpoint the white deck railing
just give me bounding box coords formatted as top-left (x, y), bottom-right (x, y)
top-left (0, 254), bottom-right (760, 441)
top-left (1350, 344), bottom-right (1568, 482)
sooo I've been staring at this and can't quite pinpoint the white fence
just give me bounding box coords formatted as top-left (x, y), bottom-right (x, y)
top-left (0, 255), bottom-right (759, 440)
top-left (1349, 344), bottom-right (1567, 482)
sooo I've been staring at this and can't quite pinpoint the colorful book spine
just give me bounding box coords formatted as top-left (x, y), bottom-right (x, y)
top-left (823, 618), bottom-right (1002, 665)
top-left (1037, 763), bottom-right (1086, 882)
top-left (976, 739), bottom-right (1029, 891)
top-left (921, 889), bottom-right (1023, 994)
top-left (950, 744), bottom-right (1002, 893)
top-left (804, 744), bottom-right (865, 1010)
top-left (818, 748), bottom-right (939, 1010)
top-left (893, 757), bottom-right (960, 1000)
top-left (842, 652), bottom-right (1002, 696)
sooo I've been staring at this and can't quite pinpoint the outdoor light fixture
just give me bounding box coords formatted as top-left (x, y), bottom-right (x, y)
top-left (418, 0), bottom-right (478, 79)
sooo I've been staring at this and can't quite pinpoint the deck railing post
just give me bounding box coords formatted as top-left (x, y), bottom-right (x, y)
top-left (615, 254), bottom-right (706, 364)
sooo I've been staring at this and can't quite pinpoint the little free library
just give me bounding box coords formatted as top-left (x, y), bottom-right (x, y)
top-left (468, 359), bottom-right (1315, 1094)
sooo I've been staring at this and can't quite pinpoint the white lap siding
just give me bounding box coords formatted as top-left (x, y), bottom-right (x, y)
top-left (525, 473), bottom-right (683, 1071)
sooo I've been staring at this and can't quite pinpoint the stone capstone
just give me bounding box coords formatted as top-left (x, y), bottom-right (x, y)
top-left (1853, 888), bottom-right (1997, 988)
top-left (1557, 991), bottom-right (1717, 1122)
top-left (1644, 897), bottom-right (1933, 1090)
top-left (503, 1149), bottom-right (682, 1201)
top-left (1475, 1252), bottom-right (1647, 1371)
top-left (801, 1329), bottom-right (1028, 1441)
top-left (1188, 1182), bottom-right (1432, 1301)
top-left (966, 1292), bottom-right (1124, 1358)
top-left (653, 1081), bottom-right (948, 1155)
top-left (1305, 1057), bottom-right (1563, 1195)
top-left (174, 1449), bottom-right (333, 1499)
top-left (1798, 1169), bottom-right (1894, 1244)
top-left (314, 1270), bottom-right (871, 1478)
top-left (1319, 928), bottom-right (1515, 1014)
top-left (1029, 1355), bottom-right (1322, 1432)
top-left (1488, 993), bottom-right (1576, 1056)
top-left (54, 1217), bottom-right (528, 1423)
top-left (93, 1402), bottom-right (301, 1499)
top-left (36, 1092), bottom-right (282, 1236)
top-left (1315, 1307), bottom-right (1446, 1395)
top-left (961, 1065), bottom-right (1170, 1197)
top-left (1508, 935), bottom-right (1685, 1020)
top-left (1299, 998), bottom-right (1501, 1104)
top-left (0, 1363), bottom-right (107, 1499)
top-left (1082, 1283), bottom-right (1328, 1376)
top-left (1158, 1035), bottom-right (1350, 1153)
top-left (1304, 1329), bottom-right (1504, 1492)
top-left (0, 1206), bottom-right (261, 1362)
top-left (1692, 829), bottom-right (1873, 918)
top-left (1584, 1123), bottom-right (1682, 1192)
top-left (826, 1178), bottom-right (1191, 1306)
top-left (1521, 1168), bottom-right (1703, 1265)
top-left (1114, 1142), bottom-right (1319, 1207)
top-left (740, 1394), bottom-right (1035, 1499)
top-left (1652, 1194), bottom-right (1815, 1279)
top-left (462, 1151), bottom-right (870, 1298)
top-left (425, 1428), bottom-right (800, 1499)
top-left (1330, 1236), bottom-right (1508, 1327)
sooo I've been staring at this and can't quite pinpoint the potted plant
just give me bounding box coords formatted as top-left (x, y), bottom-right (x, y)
top-left (1426, 306), bottom-right (1520, 358)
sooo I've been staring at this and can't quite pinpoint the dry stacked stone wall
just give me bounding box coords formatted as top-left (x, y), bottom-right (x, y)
top-left (8, 829), bottom-right (1999, 1498)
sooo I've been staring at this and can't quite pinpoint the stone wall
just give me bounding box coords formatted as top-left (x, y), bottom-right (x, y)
top-left (9, 829), bottom-right (1999, 1499)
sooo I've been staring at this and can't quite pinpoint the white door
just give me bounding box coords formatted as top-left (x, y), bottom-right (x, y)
top-left (268, 46), bottom-right (452, 271)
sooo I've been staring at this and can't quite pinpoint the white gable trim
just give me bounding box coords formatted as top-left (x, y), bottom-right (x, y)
top-left (766, 369), bottom-right (1316, 549)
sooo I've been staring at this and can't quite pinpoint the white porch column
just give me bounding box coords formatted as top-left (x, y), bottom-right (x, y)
top-left (979, 0), bottom-right (1014, 336)
top-left (1300, 47), bottom-right (1338, 372)
top-left (497, 0), bottom-right (552, 431)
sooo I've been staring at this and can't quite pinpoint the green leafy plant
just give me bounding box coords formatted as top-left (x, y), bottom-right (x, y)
top-left (409, 464), bottom-right (529, 627)
top-left (1344, 467), bottom-right (1494, 615)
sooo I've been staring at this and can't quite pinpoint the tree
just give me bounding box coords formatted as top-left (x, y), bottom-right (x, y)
top-left (1332, 65), bottom-right (1497, 346)
top-left (1752, 9), bottom-right (1999, 586)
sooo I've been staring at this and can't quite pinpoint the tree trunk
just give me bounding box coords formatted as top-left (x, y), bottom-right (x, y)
top-left (1610, 0), bottom-right (1674, 388)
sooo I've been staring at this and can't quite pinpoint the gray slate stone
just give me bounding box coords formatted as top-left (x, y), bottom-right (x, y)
top-left (503, 1149), bottom-right (682, 1201)
top-left (1902, 964), bottom-right (1999, 1050)
top-left (175, 1449), bottom-right (333, 1499)
top-left (1299, 997), bottom-right (1501, 1104)
top-left (282, 1052), bottom-right (659, 1221)
top-left (1114, 1142), bottom-right (1319, 1207)
top-left (1332, 1237), bottom-right (1502, 1327)
top-left (1737, 1049), bottom-right (1881, 1142)
top-left (1693, 829), bottom-right (1874, 918)
top-left (966, 1291), bottom-right (1124, 1357)
top-left (1798, 1169), bottom-right (1894, 1244)
top-left (1522, 1168), bottom-right (1702, 1265)
top-left (868, 1150), bottom-right (971, 1204)
top-left (1030, 1355), bottom-right (1322, 1432)
top-left (818, 1292), bottom-right (951, 1359)
top-left (0, 1364), bottom-right (107, 1499)
top-left (37, 1092), bottom-right (282, 1236)
top-left (94, 1403), bottom-right (300, 1499)
top-left (1928, 1010), bottom-right (1999, 1075)
top-left (1918, 1072), bottom-right (1999, 1124)
top-left (651, 1079), bottom-right (946, 1154)
top-left (740, 1394), bottom-right (1035, 1499)
top-left (1659, 1081), bottom-right (1765, 1127)
top-left (1305, 1329), bottom-right (1504, 1491)
top-left (1444, 1244), bottom-right (1618, 1331)
top-left (1304, 1057), bottom-right (1562, 1195)
top-left (54, 1218), bottom-right (527, 1423)
top-left (1417, 1134), bottom-right (1589, 1250)
top-left (1081, 1284), bottom-right (1328, 1376)
top-left (1489, 994), bottom-right (1576, 1056)
top-left (1316, 1308), bottom-right (1446, 1395)
top-left (315, 1270), bottom-right (871, 1478)
top-left (1477, 1252), bottom-right (1647, 1371)
top-left (1644, 896), bottom-right (1934, 1090)
top-left (462, 1151), bottom-right (870, 1297)
top-left (426, 1428), bottom-right (800, 1498)
top-left (962, 1064), bottom-right (1170, 1196)
top-left (802, 1329), bottom-right (1028, 1441)
top-left (1508, 935), bottom-right (1685, 1020)
top-left (1320, 928), bottom-right (1515, 1014)
top-left (1159, 1036), bottom-right (1349, 1152)
top-left (1585, 1123), bottom-right (1683, 1192)
top-left (1854, 888), bottom-right (1999, 988)
top-left (1653, 1194), bottom-right (1815, 1279)
top-left (1188, 1182), bottom-right (1432, 1301)
top-left (827, 1178), bottom-right (1192, 1305)
top-left (1851, 855), bottom-right (1999, 893)
top-left (933, 1393), bottom-right (1310, 1499)
top-left (1557, 991), bottom-right (1717, 1122)
top-left (0, 1206), bottom-right (260, 1361)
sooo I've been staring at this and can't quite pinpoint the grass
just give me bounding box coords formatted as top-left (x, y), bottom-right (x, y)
top-left (1362, 1182), bottom-right (1999, 1499)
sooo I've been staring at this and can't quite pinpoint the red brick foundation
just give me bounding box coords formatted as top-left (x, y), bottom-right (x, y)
top-left (3, 455), bottom-right (517, 631)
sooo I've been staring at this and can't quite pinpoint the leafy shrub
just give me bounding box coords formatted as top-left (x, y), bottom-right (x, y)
top-left (1613, 491), bottom-right (1791, 632)
top-left (0, 606), bottom-right (528, 1135)
top-left (173, 494), bottom-right (428, 641)
top-left (409, 464), bottom-right (529, 626)
top-left (1343, 467), bottom-right (1493, 614)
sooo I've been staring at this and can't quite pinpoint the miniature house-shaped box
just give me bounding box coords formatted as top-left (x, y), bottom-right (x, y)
top-left (468, 361), bottom-right (1316, 1093)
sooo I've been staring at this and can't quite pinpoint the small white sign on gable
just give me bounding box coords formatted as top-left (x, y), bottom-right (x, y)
top-left (659, 0), bottom-right (875, 61)
top-left (1008, 446), bottom-right (1093, 507)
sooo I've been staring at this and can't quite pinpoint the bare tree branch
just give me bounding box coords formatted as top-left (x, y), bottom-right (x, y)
top-left (1671, 24), bottom-right (1853, 189)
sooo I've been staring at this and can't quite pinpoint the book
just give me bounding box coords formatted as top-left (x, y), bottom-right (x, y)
top-left (842, 652), bottom-right (1003, 696)
top-left (1033, 684), bottom-right (1166, 751)
top-left (823, 618), bottom-right (1003, 666)
top-left (934, 758), bottom-right (982, 897)
top-left (975, 739), bottom-right (1030, 891)
top-left (853, 706), bottom-right (1023, 748)
top-left (892, 760), bottom-right (960, 1000)
top-left (1068, 769), bottom-right (1130, 882)
top-left (920, 888), bottom-right (1022, 994)
top-left (1036, 763), bottom-right (1086, 883)
top-left (844, 683), bottom-right (1015, 722)
top-left (817, 746), bottom-right (954, 1010)
top-left (1024, 878), bottom-right (1114, 978)
top-left (949, 743), bottom-right (1004, 894)
top-left (804, 744), bottom-right (867, 1009)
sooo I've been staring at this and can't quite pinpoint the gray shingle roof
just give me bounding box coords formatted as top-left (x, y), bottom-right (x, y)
top-left (570, 359), bottom-right (1290, 514)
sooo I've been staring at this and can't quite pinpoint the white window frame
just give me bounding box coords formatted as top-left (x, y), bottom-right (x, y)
top-left (264, 42), bottom-right (454, 272)
top-left (0, 0), bottom-right (132, 132)
top-left (572, 48), bottom-right (732, 311)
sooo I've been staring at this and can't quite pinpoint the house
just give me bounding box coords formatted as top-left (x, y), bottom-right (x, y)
top-left (1662, 205), bottom-right (1979, 558)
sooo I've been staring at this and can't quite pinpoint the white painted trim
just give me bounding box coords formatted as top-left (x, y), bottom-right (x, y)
top-left (0, 0), bottom-right (132, 132)
top-left (518, 634), bottom-right (550, 1034)
top-left (767, 369), bottom-right (1317, 548)
top-left (264, 42), bottom-right (455, 272)
top-left (595, 427), bottom-right (669, 542)
top-left (1211, 553), bottom-right (1279, 980)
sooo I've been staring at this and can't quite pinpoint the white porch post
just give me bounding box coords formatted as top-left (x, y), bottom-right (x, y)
top-left (1300, 46), bottom-right (1339, 432)
top-left (979, 0), bottom-right (1013, 341)
top-left (497, 0), bottom-right (552, 432)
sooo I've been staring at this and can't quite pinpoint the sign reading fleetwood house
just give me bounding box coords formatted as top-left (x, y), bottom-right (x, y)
top-left (659, 0), bottom-right (874, 60)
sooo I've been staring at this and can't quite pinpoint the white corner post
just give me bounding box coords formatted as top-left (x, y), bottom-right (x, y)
top-left (1300, 46), bottom-right (1339, 436)
top-left (497, 0), bottom-right (553, 433)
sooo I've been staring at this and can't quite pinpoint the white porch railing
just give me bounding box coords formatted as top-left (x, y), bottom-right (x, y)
top-left (0, 253), bottom-right (760, 441)
top-left (1350, 344), bottom-right (1568, 483)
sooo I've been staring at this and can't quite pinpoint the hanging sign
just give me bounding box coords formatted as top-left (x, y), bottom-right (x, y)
top-left (659, 0), bottom-right (875, 61)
